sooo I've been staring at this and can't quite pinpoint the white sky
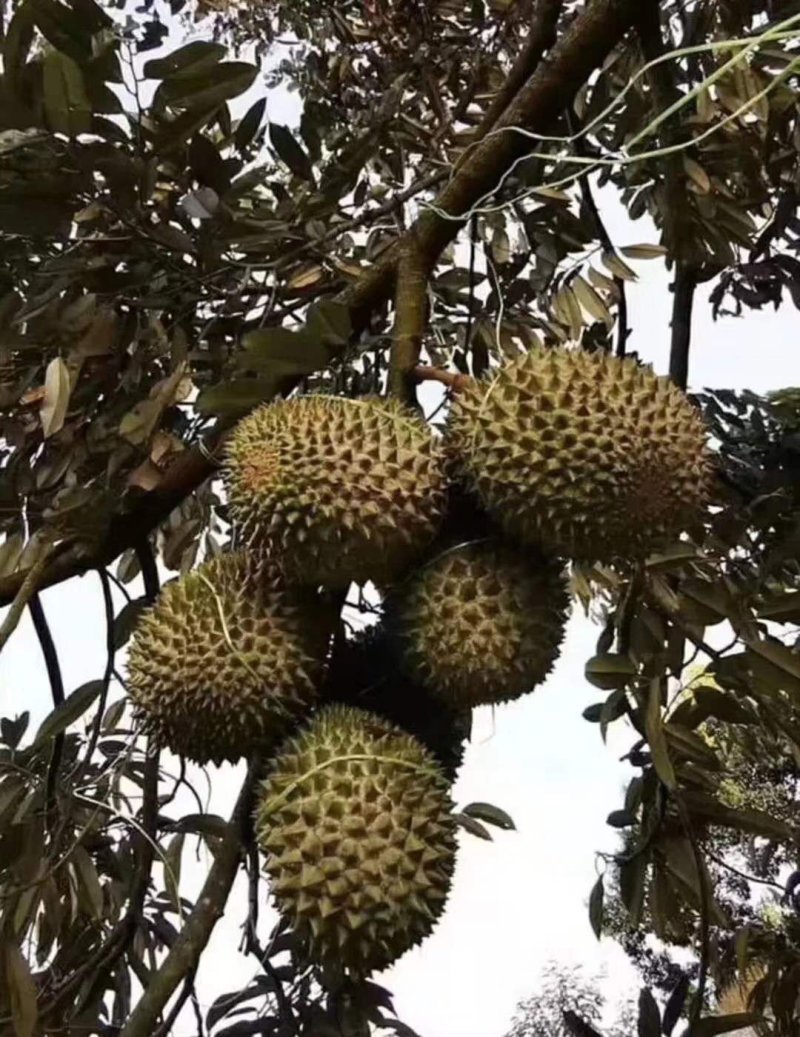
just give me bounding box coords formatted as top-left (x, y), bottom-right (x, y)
top-left (0, 20), bottom-right (797, 1037)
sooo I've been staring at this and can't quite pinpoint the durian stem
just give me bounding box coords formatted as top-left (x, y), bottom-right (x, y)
top-left (120, 762), bottom-right (259, 1037)
top-left (389, 235), bottom-right (428, 404)
top-left (413, 366), bottom-right (474, 394)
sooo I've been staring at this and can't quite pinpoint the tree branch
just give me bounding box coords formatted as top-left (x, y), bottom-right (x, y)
top-left (669, 264), bottom-right (696, 390)
top-left (0, 0), bottom-right (643, 610)
top-left (119, 762), bottom-right (259, 1037)
top-left (75, 569), bottom-right (116, 781)
top-left (412, 366), bottom-right (473, 393)
top-left (388, 234), bottom-right (428, 404)
top-left (465, 0), bottom-right (563, 147)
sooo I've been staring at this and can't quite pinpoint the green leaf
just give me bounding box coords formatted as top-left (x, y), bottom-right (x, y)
top-left (113, 597), bottom-right (148, 650)
top-left (71, 845), bottom-right (103, 918)
top-left (3, 941), bottom-right (37, 1037)
top-left (620, 243), bottom-right (668, 259)
top-left (235, 98), bottom-right (266, 151)
top-left (43, 51), bottom-right (92, 136)
top-left (305, 300), bottom-right (353, 346)
top-left (637, 988), bottom-right (661, 1037)
top-left (156, 62), bottom-right (257, 112)
top-left (269, 122), bottom-right (315, 182)
top-left (455, 813), bottom-right (492, 841)
top-left (585, 653), bottom-right (638, 690)
top-left (588, 875), bottom-right (604, 940)
top-left (33, 680), bottom-right (104, 747)
top-left (163, 814), bottom-right (229, 839)
top-left (691, 1014), bottom-right (761, 1036)
top-left (758, 590), bottom-right (800, 624)
top-left (619, 853), bottom-right (648, 925)
top-left (646, 679), bottom-right (676, 789)
top-left (144, 41), bottom-right (226, 79)
top-left (607, 809), bottom-right (637, 828)
top-left (196, 377), bottom-right (281, 419)
top-left (682, 790), bottom-right (794, 841)
top-left (239, 327), bottom-right (331, 376)
top-left (164, 832), bottom-right (185, 912)
top-left (694, 687), bottom-right (753, 725)
top-left (582, 703), bottom-right (604, 722)
top-left (662, 974), bottom-right (690, 1036)
top-left (462, 802), bottom-right (515, 831)
top-left (745, 638), bottom-right (800, 696)
top-left (30, 0), bottom-right (91, 63)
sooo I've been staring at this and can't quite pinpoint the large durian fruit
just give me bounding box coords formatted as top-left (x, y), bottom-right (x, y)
top-left (127, 552), bottom-right (330, 764)
top-left (447, 348), bottom-right (711, 561)
top-left (256, 705), bottom-right (456, 976)
top-left (322, 625), bottom-right (472, 780)
top-left (225, 395), bottom-right (449, 587)
top-left (389, 540), bottom-right (570, 709)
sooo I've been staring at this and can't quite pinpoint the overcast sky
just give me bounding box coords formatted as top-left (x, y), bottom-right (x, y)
top-left (0, 21), bottom-right (796, 1037)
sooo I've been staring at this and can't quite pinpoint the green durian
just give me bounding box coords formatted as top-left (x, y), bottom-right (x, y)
top-left (256, 705), bottom-right (456, 976)
top-left (389, 539), bottom-right (569, 708)
top-left (225, 395), bottom-right (449, 587)
top-left (127, 552), bottom-right (330, 764)
top-left (447, 348), bottom-right (711, 561)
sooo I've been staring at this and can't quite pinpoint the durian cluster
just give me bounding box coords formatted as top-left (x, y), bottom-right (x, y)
top-left (126, 349), bottom-right (710, 978)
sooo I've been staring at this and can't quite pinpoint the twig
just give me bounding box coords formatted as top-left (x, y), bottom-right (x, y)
top-left (119, 762), bottom-right (259, 1037)
top-left (704, 848), bottom-right (784, 892)
top-left (151, 967), bottom-right (197, 1037)
top-left (29, 592), bottom-right (65, 818)
top-left (75, 570), bottom-right (116, 782)
top-left (135, 540), bottom-right (160, 604)
top-left (465, 214), bottom-right (483, 374)
top-left (388, 233), bottom-right (429, 404)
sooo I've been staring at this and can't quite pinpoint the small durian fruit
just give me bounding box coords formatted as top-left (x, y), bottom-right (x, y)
top-left (225, 395), bottom-right (449, 587)
top-left (322, 625), bottom-right (471, 780)
top-left (127, 552), bottom-right (330, 764)
top-left (257, 705), bottom-right (456, 976)
top-left (390, 540), bottom-right (569, 709)
top-left (447, 348), bottom-right (711, 561)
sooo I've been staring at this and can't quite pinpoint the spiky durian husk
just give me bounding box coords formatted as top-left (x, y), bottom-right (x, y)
top-left (225, 395), bottom-right (449, 587)
top-left (322, 625), bottom-right (471, 780)
top-left (390, 540), bottom-right (569, 709)
top-left (257, 705), bottom-right (456, 976)
top-left (127, 552), bottom-right (330, 764)
top-left (447, 349), bottom-right (711, 561)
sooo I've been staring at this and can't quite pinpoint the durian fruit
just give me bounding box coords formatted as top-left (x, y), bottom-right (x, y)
top-left (447, 348), bottom-right (711, 561)
top-left (389, 540), bottom-right (569, 709)
top-left (322, 625), bottom-right (472, 780)
top-left (127, 552), bottom-right (330, 764)
top-left (225, 395), bottom-right (449, 587)
top-left (257, 705), bottom-right (456, 976)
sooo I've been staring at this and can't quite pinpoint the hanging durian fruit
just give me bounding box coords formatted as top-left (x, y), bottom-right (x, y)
top-left (127, 552), bottom-right (330, 764)
top-left (389, 540), bottom-right (569, 709)
top-left (225, 395), bottom-right (449, 587)
top-left (322, 625), bottom-right (472, 780)
top-left (447, 349), bottom-right (711, 561)
top-left (256, 705), bottom-right (456, 976)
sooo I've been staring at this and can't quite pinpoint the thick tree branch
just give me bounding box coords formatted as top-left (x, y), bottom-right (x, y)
top-left (0, 0), bottom-right (642, 609)
top-left (388, 234), bottom-right (428, 404)
top-left (119, 762), bottom-right (258, 1037)
top-left (669, 264), bottom-right (696, 390)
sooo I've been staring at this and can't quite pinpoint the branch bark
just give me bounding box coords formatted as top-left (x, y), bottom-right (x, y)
top-left (119, 763), bottom-right (258, 1037)
top-left (0, 0), bottom-right (643, 609)
top-left (388, 234), bottom-right (428, 404)
top-left (669, 264), bottom-right (696, 390)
